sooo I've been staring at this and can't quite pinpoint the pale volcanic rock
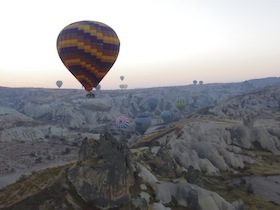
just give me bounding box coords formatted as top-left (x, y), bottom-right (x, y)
top-left (209, 86), bottom-right (280, 118)
top-left (230, 125), bottom-right (280, 155)
top-left (137, 163), bottom-right (158, 183)
top-left (0, 106), bottom-right (33, 129)
top-left (154, 181), bottom-right (234, 210)
top-left (167, 122), bottom-right (256, 175)
top-left (0, 125), bottom-right (68, 142)
top-left (0, 126), bottom-right (45, 142)
top-left (152, 202), bottom-right (172, 210)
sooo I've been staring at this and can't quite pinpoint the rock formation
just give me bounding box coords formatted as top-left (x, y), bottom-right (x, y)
top-left (68, 133), bottom-right (135, 209)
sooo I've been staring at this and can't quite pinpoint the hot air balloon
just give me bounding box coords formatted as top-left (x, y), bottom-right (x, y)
top-left (135, 114), bottom-right (151, 135)
top-left (160, 110), bottom-right (172, 123)
top-left (119, 84), bottom-right (128, 89)
top-left (176, 99), bottom-right (187, 111)
top-left (193, 80), bottom-right (197, 85)
top-left (56, 80), bottom-right (63, 88)
top-left (147, 97), bottom-right (158, 111)
top-left (57, 20), bottom-right (120, 93)
top-left (191, 91), bottom-right (200, 101)
top-left (120, 76), bottom-right (124, 81)
top-left (115, 115), bottom-right (129, 129)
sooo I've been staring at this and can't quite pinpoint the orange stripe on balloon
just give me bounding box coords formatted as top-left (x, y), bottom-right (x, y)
top-left (76, 75), bottom-right (94, 87)
top-left (64, 58), bottom-right (107, 78)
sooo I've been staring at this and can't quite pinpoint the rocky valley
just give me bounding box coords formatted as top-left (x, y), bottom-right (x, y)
top-left (0, 77), bottom-right (279, 210)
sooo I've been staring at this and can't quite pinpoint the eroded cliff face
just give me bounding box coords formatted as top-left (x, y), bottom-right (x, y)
top-left (68, 133), bottom-right (135, 209)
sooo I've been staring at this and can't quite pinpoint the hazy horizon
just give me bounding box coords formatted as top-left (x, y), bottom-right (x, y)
top-left (1, 76), bottom-right (279, 91)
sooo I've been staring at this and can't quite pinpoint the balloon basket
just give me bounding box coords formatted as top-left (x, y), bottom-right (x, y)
top-left (86, 93), bottom-right (95, 98)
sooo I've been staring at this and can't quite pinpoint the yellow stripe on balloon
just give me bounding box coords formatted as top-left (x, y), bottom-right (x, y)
top-left (77, 24), bottom-right (120, 45)
top-left (60, 24), bottom-right (119, 45)
top-left (58, 39), bottom-right (117, 62)
top-left (64, 58), bottom-right (81, 65)
top-left (101, 55), bottom-right (116, 62)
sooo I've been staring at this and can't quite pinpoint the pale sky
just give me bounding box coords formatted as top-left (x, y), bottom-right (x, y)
top-left (0, 0), bottom-right (279, 90)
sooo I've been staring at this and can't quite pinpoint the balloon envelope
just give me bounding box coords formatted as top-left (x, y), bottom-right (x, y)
top-left (57, 20), bottom-right (120, 92)
top-left (135, 114), bottom-right (151, 135)
top-left (176, 99), bottom-right (187, 111)
top-left (115, 116), bottom-right (129, 129)
top-left (56, 80), bottom-right (63, 88)
top-left (120, 76), bottom-right (124, 81)
top-left (119, 84), bottom-right (128, 89)
top-left (191, 91), bottom-right (200, 100)
top-left (147, 97), bottom-right (158, 111)
top-left (160, 110), bottom-right (172, 123)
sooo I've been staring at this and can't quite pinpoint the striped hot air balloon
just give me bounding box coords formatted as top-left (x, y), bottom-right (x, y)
top-left (176, 99), bottom-right (187, 111)
top-left (115, 116), bottom-right (129, 129)
top-left (57, 20), bottom-right (120, 92)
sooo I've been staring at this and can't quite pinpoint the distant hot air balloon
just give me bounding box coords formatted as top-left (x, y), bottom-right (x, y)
top-left (115, 115), bottom-right (129, 129)
top-left (176, 99), bottom-right (187, 111)
top-left (56, 80), bottom-right (63, 88)
top-left (199, 81), bottom-right (203, 85)
top-left (193, 80), bottom-right (197, 85)
top-left (120, 76), bottom-right (125, 81)
top-left (57, 20), bottom-right (120, 92)
top-left (191, 91), bottom-right (200, 101)
top-left (147, 97), bottom-right (158, 111)
top-left (160, 110), bottom-right (172, 123)
top-left (135, 114), bottom-right (151, 135)
top-left (119, 84), bottom-right (128, 89)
